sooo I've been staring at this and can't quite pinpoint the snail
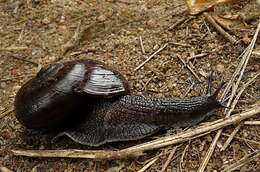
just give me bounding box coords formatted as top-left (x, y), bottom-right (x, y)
top-left (15, 59), bottom-right (225, 146)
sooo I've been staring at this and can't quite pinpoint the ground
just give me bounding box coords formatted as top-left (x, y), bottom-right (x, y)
top-left (0, 0), bottom-right (259, 171)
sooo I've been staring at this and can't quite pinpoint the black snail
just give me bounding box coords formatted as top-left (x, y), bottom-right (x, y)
top-left (14, 59), bottom-right (225, 146)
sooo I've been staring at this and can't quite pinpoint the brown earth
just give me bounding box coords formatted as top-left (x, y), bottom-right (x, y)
top-left (0, 0), bottom-right (259, 171)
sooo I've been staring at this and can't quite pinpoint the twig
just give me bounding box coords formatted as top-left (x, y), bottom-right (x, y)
top-left (203, 12), bottom-right (237, 44)
top-left (229, 72), bottom-right (260, 113)
top-left (0, 109), bottom-right (14, 120)
top-left (182, 82), bottom-right (195, 98)
top-left (138, 157), bottom-right (158, 172)
top-left (61, 21), bottom-right (96, 55)
top-left (0, 74), bottom-right (35, 82)
top-left (218, 71), bottom-right (260, 153)
top-left (12, 104), bottom-right (260, 159)
top-left (169, 16), bottom-right (195, 30)
top-left (169, 17), bottom-right (188, 30)
top-left (239, 10), bottom-right (260, 22)
top-left (222, 150), bottom-right (260, 172)
top-left (0, 166), bottom-right (13, 172)
top-left (252, 50), bottom-right (260, 56)
top-left (12, 149), bottom-right (143, 159)
top-left (180, 142), bottom-right (190, 172)
top-left (197, 22), bottom-right (260, 172)
top-left (169, 42), bottom-right (191, 47)
top-left (187, 53), bottom-right (208, 61)
top-left (0, 46), bottom-right (29, 51)
top-left (177, 55), bottom-right (202, 83)
top-left (160, 146), bottom-right (178, 172)
top-left (62, 21), bottom-right (82, 55)
top-left (17, 23), bottom-right (26, 42)
top-left (221, 124), bottom-right (242, 151)
top-left (10, 56), bottom-right (38, 66)
top-left (222, 133), bottom-right (260, 146)
top-left (198, 131), bottom-right (222, 172)
top-left (134, 43), bottom-right (168, 71)
top-left (244, 121), bottom-right (260, 125)
top-left (139, 36), bottom-right (146, 54)
top-left (220, 47), bottom-right (248, 100)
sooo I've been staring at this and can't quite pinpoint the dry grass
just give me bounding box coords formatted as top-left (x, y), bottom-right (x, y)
top-left (0, 0), bottom-right (259, 171)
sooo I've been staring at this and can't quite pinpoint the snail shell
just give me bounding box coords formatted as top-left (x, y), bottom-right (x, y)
top-left (14, 60), bottom-right (130, 129)
top-left (15, 59), bottom-right (225, 146)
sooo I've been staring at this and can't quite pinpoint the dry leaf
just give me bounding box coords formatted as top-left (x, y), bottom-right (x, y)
top-left (186, 0), bottom-right (233, 15)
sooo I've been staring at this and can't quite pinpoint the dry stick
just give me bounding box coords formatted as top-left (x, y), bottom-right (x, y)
top-left (142, 151), bottom-right (164, 164)
top-left (245, 140), bottom-right (256, 152)
top-left (12, 149), bottom-right (143, 159)
top-left (220, 72), bottom-right (260, 151)
top-left (61, 21), bottom-right (96, 56)
top-left (0, 74), bottom-right (35, 82)
top-left (226, 55), bottom-right (259, 115)
top-left (222, 133), bottom-right (260, 146)
top-left (169, 17), bottom-right (188, 30)
top-left (177, 55), bottom-right (202, 83)
top-left (12, 105), bottom-right (260, 159)
top-left (62, 21), bottom-right (82, 55)
top-left (169, 42), bottom-right (191, 47)
top-left (229, 72), bottom-right (260, 114)
top-left (187, 53), bottom-right (208, 61)
top-left (203, 12), bottom-right (237, 44)
top-left (240, 10), bottom-right (260, 22)
top-left (222, 150), bottom-right (260, 172)
top-left (220, 46), bottom-right (249, 101)
top-left (180, 142), bottom-right (190, 172)
top-left (134, 43), bottom-right (168, 71)
top-left (160, 146), bottom-right (178, 172)
top-left (197, 23), bottom-right (260, 172)
top-left (252, 50), bottom-right (260, 56)
top-left (0, 46), bottom-right (29, 51)
top-left (198, 71), bottom-right (259, 172)
top-left (10, 56), bottom-right (38, 66)
top-left (188, 61), bottom-right (201, 80)
top-left (244, 121), bottom-right (260, 125)
top-left (138, 158), bottom-right (158, 172)
top-left (0, 109), bottom-right (14, 120)
top-left (221, 124), bottom-right (242, 151)
top-left (139, 36), bottom-right (146, 54)
top-left (182, 82), bottom-right (195, 98)
top-left (0, 166), bottom-right (13, 172)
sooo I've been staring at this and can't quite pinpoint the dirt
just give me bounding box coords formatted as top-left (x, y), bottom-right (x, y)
top-left (0, 0), bottom-right (259, 171)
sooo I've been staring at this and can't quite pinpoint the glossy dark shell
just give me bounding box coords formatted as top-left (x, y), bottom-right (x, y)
top-left (14, 59), bottom-right (130, 129)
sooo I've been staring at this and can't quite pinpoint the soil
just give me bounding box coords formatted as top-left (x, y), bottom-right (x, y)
top-left (0, 0), bottom-right (259, 171)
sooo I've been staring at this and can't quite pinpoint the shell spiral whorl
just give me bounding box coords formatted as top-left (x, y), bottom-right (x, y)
top-left (14, 60), bottom-right (130, 129)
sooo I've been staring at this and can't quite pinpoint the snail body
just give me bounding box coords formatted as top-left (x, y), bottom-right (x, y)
top-left (15, 59), bottom-right (225, 146)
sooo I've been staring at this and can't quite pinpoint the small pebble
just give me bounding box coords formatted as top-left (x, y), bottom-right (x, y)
top-left (243, 131), bottom-right (248, 137)
top-left (153, 44), bottom-right (159, 50)
top-left (206, 135), bottom-right (212, 142)
top-left (147, 19), bottom-right (156, 28)
top-left (60, 15), bottom-right (66, 23)
top-left (97, 14), bottom-right (106, 22)
top-left (0, 106), bottom-right (5, 111)
top-left (253, 64), bottom-right (259, 71)
top-left (192, 22), bottom-right (200, 30)
top-left (216, 63), bottom-right (225, 73)
top-left (39, 145), bottom-right (45, 150)
top-left (1, 82), bottom-right (7, 89)
top-left (42, 17), bottom-right (51, 25)
top-left (216, 141), bottom-right (223, 149)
